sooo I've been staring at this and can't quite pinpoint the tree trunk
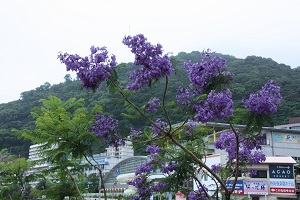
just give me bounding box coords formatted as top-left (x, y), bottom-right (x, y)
top-left (224, 194), bottom-right (231, 200)
top-left (99, 169), bottom-right (107, 200)
top-left (66, 168), bottom-right (83, 200)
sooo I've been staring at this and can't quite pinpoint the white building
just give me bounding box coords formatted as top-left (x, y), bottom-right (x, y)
top-left (82, 140), bottom-right (134, 177)
top-left (27, 143), bottom-right (52, 175)
top-left (28, 140), bottom-right (134, 179)
top-left (105, 140), bottom-right (134, 159)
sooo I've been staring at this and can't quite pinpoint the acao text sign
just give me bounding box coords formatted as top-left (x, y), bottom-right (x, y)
top-left (269, 165), bottom-right (294, 179)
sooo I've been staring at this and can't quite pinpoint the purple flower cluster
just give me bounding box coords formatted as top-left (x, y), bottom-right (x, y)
top-left (91, 114), bottom-right (124, 147)
top-left (188, 186), bottom-right (209, 200)
top-left (135, 162), bottom-right (154, 175)
top-left (176, 51), bottom-right (234, 122)
top-left (123, 34), bottom-right (173, 90)
top-left (58, 46), bottom-right (117, 90)
top-left (162, 161), bottom-right (177, 174)
top-left (193, 89), bottom-right (233, 123)
top-left (183, 50), bottom-right (231, 94)
top-left (151, 118), bottom-right (168, 135)
top-left (145, 97), bottom-right (160, 113)
top-left (182, 120), bottom-right (197, 135)
top-left (176, 86), bottom-right (195, 108)
top-left (127, 161), bottom-right (154, 199)
top-left (146, 145), bottom-right (161, 158)
top-left (127, 175), bottom-right (150, 199)
top-left (249, 169), bottom-right (257, 178)
top-left (242, 80), bottom-right (282, 115)
top-left (214, 132), bottom-right (266, 164)
top-left (211, 163), bottom-right (222, 173)
top-left (130, 128), bottom-right (143, 136)
top-left (151, 182), bottom-right (167, 192)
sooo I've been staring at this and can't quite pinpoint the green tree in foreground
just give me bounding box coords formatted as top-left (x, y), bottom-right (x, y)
top-left (14, 96), bottom-right (108, 199)
top-left (0, 149), bottom-right (34, 200)
top-left (31, 167), bottom-right (86, 200)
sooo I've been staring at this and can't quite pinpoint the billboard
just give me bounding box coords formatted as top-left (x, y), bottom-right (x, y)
top-left (269, 165), bottom-right (294, 179)
top-left (226, 180), bottom-right (244, 194)
top-left (243, 180), bottom-right (268, 195)
top-left (269, 164), bottom-right (296, 194)
top-left (273, 132), bottom-right (300, 144)
top-left (270, 179), bottom-right (295, 193)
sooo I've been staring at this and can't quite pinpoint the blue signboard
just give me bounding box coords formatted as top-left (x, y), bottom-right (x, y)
top-left (226, 180), bottom-right (244, 190)
top-left (269, 165), bottom-right (293, 179)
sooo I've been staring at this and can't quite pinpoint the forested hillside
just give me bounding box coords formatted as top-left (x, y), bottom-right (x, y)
top-left (0, 51), bottom-right (299, 157)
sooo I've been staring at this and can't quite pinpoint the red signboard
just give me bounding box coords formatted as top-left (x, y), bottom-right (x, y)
top-left (232, 190), bottom-right (244, 194)
top-left (270, 188), bottom-right (296, 193)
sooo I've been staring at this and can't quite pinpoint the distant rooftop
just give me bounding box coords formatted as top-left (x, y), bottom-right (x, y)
top-left (289, 117), bottom-right (300, 124)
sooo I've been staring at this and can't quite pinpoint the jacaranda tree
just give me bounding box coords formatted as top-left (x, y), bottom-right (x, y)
top-left (58, 34), bottom-right (282, 200)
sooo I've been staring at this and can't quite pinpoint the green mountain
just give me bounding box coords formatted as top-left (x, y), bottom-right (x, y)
top-left (0, 52), bottom-right (299, 157)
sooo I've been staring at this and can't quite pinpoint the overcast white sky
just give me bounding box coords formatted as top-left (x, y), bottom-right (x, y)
top-left (0, 0), bottom-right (299, 104)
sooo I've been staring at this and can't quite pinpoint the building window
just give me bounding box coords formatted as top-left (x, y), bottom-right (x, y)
top-left (251, 170), bottom-right (267, 178)
top-left (292, 156), bottom-right (300, 162)
top-left (233, 170), bottom-right (242, 177)
top-left (203, 174), bottom-right (208, 181)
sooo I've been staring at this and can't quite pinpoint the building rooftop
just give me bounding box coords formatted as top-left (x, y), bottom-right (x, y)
top-left (262, 156), bottom-right (297, 164)
top-left (205, 122), bottom-right (300, 134)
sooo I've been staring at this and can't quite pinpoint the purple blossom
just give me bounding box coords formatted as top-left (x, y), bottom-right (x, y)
top-left (152, 182), bottom-right (167, 192)
top-left (58, 46), bottom-right (117, 90)
top-left (193, 89), bottom-right (233, 123)
top-left (151, 118), bottom-right (168, 135)
top-left (182, 120), bottom-right (197, 135)
top-left (127, 175), bottom-right (147, 189)
top-left (183, 50), bottom-right (232, 94)
top-left (242, 80), bottom-right (282, 115)
top-left (91, 114), bottom-right (124, 147)
top-left (135, 162), bottom-right (154, 175)
top-left (128, 163), bottom-right (153, 199)
top-left (162, 161), bottom-right (177, 173)
top-left (188, 186), bottom-right (209, 200)
top-left (249, 169), bottom-right (257, 178)
top-left (214, 132), bottom-right (266, 164)
top-left (127, 175), bottom-right (151, 199)
top-left (176, 86), bottom-right (195, 109)
top-left (146, 97), bottom-right (160, 113)
top-left (123, 34), bottom-right (173, 90)
top-left (251, 151), bottom-right (266, 164)
top-left (130, 128), bottom-right (143, 136)
top-left (211, 163), bottom-right (222, 173)
top-left (146, 145), bottom-right (161, 158)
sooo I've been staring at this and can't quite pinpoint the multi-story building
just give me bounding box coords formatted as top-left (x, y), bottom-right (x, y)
top-left (27, 143), bottom-right (52, 175)
top-left (200, 120), bottom-right (300, 199)
top-left (105, 140), bottom-right (134, 159)
top-left (27, 143), bottom-right (53, 187)
top-left (81, 140), bottom-right (134, 177)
